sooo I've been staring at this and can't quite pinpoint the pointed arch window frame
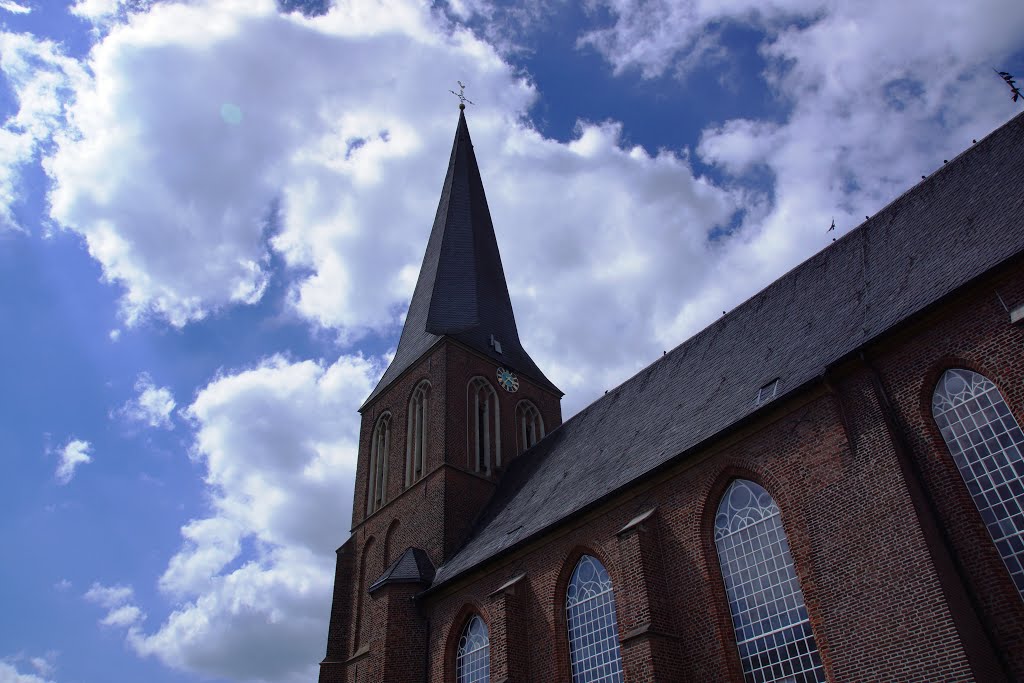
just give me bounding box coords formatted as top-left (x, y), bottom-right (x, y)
top-left (455, 614), bottom-right (490, 683)
top-left (564, 554), bottom-right (625, 683)
top-left (406, 380), bottom-right (431, 487)
top-left (932, 367), bottom-right (1024, 600)
top-left (713, 479), bottom-right (826, 683)
top-left (468, 377), bottom-right (501, 474)
top-left (515, 399), bottom-right (545, 455)
top-left (366, 412), bottom-right (391, 516)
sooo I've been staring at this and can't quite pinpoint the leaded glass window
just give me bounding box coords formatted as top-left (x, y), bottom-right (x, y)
top-left (516, 400), bottom-right (545, 454)
top-left (468, 378), bottom-right (501, 473)
top-left (366, 413), bottom-right (390, 515)
top-left (714, 480), bottom-right (826, 683)
top-left (406, 380), bottom-right (430, 487)
top-left (456, 615), bottom-right (490, 683)
top-left (565, 555), bottom-right (624, 683)
top-left (933, 368), bottom-right (1024, 599)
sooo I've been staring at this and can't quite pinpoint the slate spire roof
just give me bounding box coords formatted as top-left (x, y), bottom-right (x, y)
top-left (363, 109), bottom-right (559, 408)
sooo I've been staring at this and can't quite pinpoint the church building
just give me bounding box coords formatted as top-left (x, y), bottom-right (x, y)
top-left (319, 107), bottom-right (1024, 682)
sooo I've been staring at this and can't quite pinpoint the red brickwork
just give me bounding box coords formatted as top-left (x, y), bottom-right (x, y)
top-left (320, 339), bottom-right (562, 683)
top-left (323, 261), bottom-right (1023, 683)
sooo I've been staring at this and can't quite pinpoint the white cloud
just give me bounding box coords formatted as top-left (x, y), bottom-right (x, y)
top-left (27, 653), bottom-right (56, 679)
top-left (93, 353), bottom-right (381, 682)
top-left (54, 439), bottom-right (92, 485)
top-left (53, 579), bottom-right (72, 591)
top-left (0, 1), bottom-right (31, 15)
top-left (12, 0), bottom-right (737, 414)
top-left (579, 0), bottom-right (1024, 351)
top-left (0, 33), bottom-right (87, 231)
top-left (83, 582), bottom-right (146, 629)
top-left (118, 373), bottom-right (176, 429)
top-left (0, 661), bottom-right (56, 683)
top-left (83, 582), bottom-right (134, 609)
top-left (101, 604), bottom-right (145, 627)
top-left (69, 0), bottom-right (153, 29)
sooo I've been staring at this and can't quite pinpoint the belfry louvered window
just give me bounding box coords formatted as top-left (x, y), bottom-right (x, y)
top-left (933, 368), bottom-right (1024, 599)
top-left (468, 378), bottom-right (500, 474)
top-left (456, 615), bottom-right (490, 683)
top-left (714, 479), bottom-right (826, 683)
top-left (406, 380), bottom-right (430, 487)
top-left (366, 413), bottom-right (390, 515)
top-left (565, 555), bottom-right (624, 683)
top-left (515, 400), bottom-right (544, 454)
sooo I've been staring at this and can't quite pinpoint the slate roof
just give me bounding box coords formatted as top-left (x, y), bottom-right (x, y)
top-left (362, 110), bottom-right (559, 409)
top-left (369, 547), bottom-right (436, 593)
top-left (430, 111), bottom-right (1024, 589)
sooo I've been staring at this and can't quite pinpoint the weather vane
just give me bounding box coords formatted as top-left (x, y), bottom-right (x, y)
top-left (449, 81), bottom-right (474, 110)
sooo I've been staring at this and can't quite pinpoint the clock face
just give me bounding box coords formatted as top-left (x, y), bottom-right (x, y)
top-left (496, 367), bottom-right (519, 392)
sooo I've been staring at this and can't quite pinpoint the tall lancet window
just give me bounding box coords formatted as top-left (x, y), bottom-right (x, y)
top-left (366, 413), bottom-right (390, 515)
top-left (516, 400), bottom-right (545, 454)
top-left (455, 615), bottom-right (490, 683)
top-left (714, 479), bottom-right (826, 683)
top-left (933, 368), bottom-right (1024, 599)
top-left (468, 378), bottom-right (500, 474)
top-left (565, 555), bottom-right (624, 683)
top-left (406, 380), bottom-right (430, 487)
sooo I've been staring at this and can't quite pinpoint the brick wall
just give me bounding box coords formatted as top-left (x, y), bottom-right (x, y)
top-left (324, 261), bottom-right (1023, 683)
top-left (413, 262), bottom-right (1022, 682)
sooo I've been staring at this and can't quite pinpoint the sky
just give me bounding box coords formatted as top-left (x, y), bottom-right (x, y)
top-left (0, 0), bottom-right (1022, 681)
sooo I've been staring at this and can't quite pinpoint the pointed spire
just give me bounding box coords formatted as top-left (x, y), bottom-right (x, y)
top-left (362, 110), bottom-right (558, 408)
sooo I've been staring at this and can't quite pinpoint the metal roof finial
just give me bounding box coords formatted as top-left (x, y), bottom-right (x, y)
top-left (449, 81), bottom-right (474, 110)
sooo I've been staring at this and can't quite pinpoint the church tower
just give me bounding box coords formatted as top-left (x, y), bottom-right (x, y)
top-left (319, 107), bottom-right (562, 683)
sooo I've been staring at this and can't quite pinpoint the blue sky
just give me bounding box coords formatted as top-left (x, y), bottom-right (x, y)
top-left (0, 1), bottom-right (1021, 681)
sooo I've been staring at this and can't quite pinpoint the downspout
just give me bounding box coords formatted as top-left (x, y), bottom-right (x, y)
top-left (858, 351), bottom-right (1012, 680)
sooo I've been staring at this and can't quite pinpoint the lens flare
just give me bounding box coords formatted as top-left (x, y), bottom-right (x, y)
top-left (220, 103), bottom-right (243, 125)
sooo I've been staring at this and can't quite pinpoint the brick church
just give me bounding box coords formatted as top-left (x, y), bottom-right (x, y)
top-left (319, 107), bottom-right (1024, 682)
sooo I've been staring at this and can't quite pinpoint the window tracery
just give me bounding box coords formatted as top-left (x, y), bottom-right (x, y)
top-left (366, 413), bottom-right (390, 515)
top-left (468, 377), bottom-right (500, 473)
top-left (456, 615), bottom-right (490, 683)
top-left (406, 380), bottom-right (430, 487)
top-left (565, 555), bottom-right (624, 683)
top-left (714, 479), bottom-right (826, 683)
top-left (933, 368), bottom-right (1024, 599)
top-left (515, 400), bottom-right (545, 454)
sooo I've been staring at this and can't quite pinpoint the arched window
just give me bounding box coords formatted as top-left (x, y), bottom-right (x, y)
top-left (406, 380), bottom-right (430, 487)
top-left (366, 413), bottom-right (390, 515)
top-left (516, 400), bottom-right (545, 454)
top-left (933, 368), bottom-right (1024, 599)
top-left (714, 479), bottom-right (826, 683)
top-left (468, 378), bottom-right (500, 474)
top-left (565, 555), bottom-right (624, 683)
top-left (456, 615), bottom-right (490, 683)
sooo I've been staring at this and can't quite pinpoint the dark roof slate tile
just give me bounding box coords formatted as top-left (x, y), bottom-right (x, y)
top-left (431, 111), bottom-right (1024, 588)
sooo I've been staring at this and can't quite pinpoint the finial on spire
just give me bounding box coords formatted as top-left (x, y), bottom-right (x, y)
top-left (449, 81), bottom-right (474, 110)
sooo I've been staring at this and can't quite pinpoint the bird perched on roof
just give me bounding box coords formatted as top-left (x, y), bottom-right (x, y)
top-left (996, 69), bottom-right (1023, 102)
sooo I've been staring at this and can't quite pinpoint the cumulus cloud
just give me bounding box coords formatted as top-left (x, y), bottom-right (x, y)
top-left (83, 582), bottom-right (146, 629)
top-left (0, 32), bottom-right (86, 230)
top-left (54, 439), bottom-right (92, 485)
top-left (0, 661), bottom-right (56, 683)
top-left (0, 1), bottom-right (31, 14)
top-left (117, 373), bottom-right (176, 429)
top-left (69, 0), bottom-right (153, 28)
top-left (0, 0), bottom-right (738, 413)
top-left (579, 0), bottom-right (1024, 351)
top-left (98, 353), bottom-right (381, 682)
